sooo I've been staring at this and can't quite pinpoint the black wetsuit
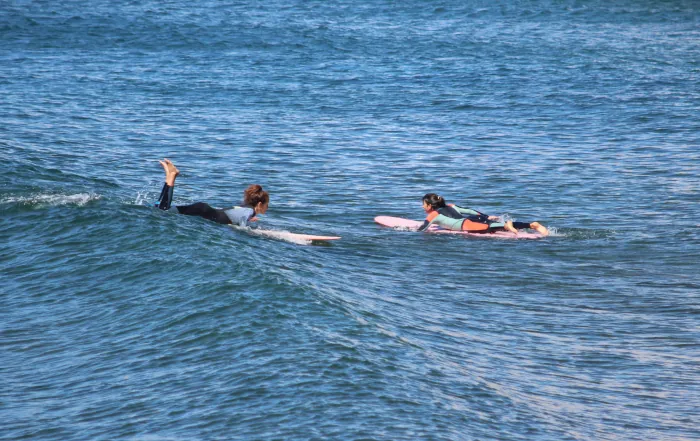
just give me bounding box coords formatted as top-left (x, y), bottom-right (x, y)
top-left (156, 183), bottom-right (255, 226)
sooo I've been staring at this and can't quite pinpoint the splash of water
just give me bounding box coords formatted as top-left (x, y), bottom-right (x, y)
top-left (1, 193), bottom-right (101, 208)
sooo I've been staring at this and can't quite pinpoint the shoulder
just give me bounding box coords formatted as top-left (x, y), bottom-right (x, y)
top-left (438, 206), bottom-right (462, 218)
top-left (229, 206), bottom-right (254, 214)
top-left (223, 206), bottom-right (255, 222)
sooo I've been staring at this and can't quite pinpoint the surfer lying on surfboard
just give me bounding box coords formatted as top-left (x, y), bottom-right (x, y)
top-left (419, 193), bottom-right (549, 236)
top-left (155, 158), bottom-right (269, 226)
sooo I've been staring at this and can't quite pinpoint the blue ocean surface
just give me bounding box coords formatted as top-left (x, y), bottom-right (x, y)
top-left (2, 1), bottom-right (699, 440)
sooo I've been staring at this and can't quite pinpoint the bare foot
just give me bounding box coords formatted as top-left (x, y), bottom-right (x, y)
top-left (159, 159), bottom-right (169, 173)
top-left (504, 220), bottom-right (519, 234)
top-left (163, 158), bottom-right (180, 176)
top-left (531, 222), bottom-right (549, 236)
top-left (159, 158), bottom-right (180, 186)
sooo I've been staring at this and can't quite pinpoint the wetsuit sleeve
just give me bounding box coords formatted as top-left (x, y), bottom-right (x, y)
top-left (450, 204), bottom-right (484, 217)
top-left (418, 211), bottom-right (439, 232)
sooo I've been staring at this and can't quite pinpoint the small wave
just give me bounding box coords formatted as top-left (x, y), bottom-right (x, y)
top-left (1, 193), bottom-right (101, 208)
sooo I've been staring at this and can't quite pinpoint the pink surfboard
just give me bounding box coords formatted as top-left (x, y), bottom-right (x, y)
top-left (374, 216), bottom-right (544, 239)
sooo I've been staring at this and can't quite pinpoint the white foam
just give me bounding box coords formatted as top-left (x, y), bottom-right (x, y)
top-left (546, 227), bottom-right (563, 237)
top-left (2, 193), bottom-right (101, 207)
top-left (392, 226), bottom-right (419, 232)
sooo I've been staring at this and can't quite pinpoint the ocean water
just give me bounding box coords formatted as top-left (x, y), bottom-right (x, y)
top-left (2, 1), bottom-right (699, 440)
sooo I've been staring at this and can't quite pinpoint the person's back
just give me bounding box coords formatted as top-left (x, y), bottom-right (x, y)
top-left (223, 206), bottom-right (255, 227)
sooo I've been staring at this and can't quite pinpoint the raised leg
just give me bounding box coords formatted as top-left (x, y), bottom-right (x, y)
top-left (156, 159), bottom-right (180, 210)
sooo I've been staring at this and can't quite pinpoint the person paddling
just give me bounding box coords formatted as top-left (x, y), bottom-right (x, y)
top-left (418, 193), bottom-right (549, 236)
top-left (156, 158), bottom-right (269, 227)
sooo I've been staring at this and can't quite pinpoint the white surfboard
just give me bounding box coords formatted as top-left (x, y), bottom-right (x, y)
top-left (231, 225), bottom-right (340, 244)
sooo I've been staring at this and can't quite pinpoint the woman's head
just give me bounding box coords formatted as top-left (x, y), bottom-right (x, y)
top-left (422, 193), bottom-right (446, 212)
top-left (244, 184), bottom-right (269, 214)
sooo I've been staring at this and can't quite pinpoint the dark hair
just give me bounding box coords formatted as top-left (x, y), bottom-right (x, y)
top-left (244, 184), bottom-right (269, 207)
top-left (422, 193), bottom-right (446, 210)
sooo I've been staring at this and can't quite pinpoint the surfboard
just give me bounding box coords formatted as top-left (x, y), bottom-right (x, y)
top-left (231, 225), bottom-right (340, 244)
top-left (255, 230), bottom-right (341, 242)
top-left (374, 216), bottom-right (544, 239)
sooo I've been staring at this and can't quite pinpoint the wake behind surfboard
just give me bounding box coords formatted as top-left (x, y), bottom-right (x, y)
top-left (375, 216), bottom-right (544, 239)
